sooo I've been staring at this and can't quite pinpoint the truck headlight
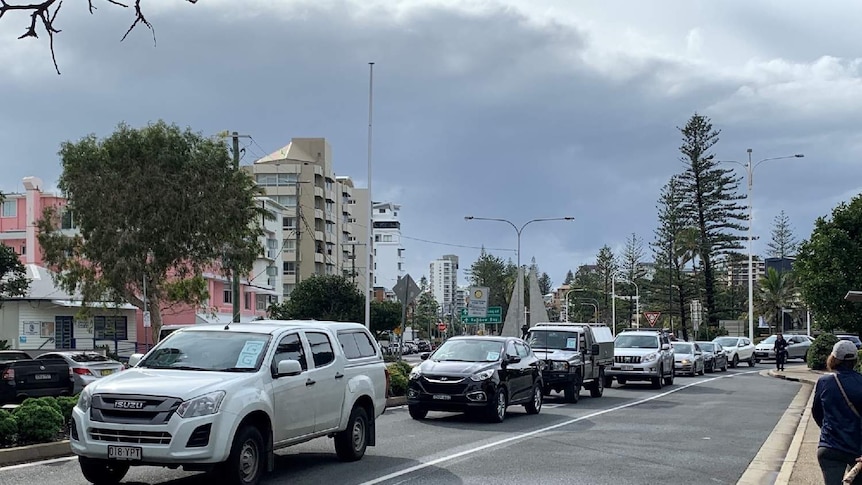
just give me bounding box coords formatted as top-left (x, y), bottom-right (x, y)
top-left (470, 369), bottom-right (495, 381)
top-left (642, 352), bottom-right (658, 363)
top-left (409, 367), bottom-right (422, 380)
top-left (176, 391), bottom-right (226, 418)
top-left (77, 387), bottom-right (93, 413)
top-left (551, 361), bottom-right (569, 371)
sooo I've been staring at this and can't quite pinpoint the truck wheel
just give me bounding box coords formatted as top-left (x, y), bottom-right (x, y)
top-left (589, 370), bottom-right (605, 398)
top-left (335, 406), bottom-right (369, 462)
top-left (217, 425), bottom-right (265, 485)
top-left (487, 387), bottom-right (507, 423)
top-left (78, 457), bottom-right (130, 485)
top-left (563, 379), bottom-right (580, 403)
top-left (524, 385), bottom-right (543, 414)
top-left (408, 405), bottom-right (427, 420)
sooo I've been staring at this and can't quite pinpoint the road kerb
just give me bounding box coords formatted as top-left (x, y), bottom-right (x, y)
top-left (0, 441), bottom-right (71, 468)
top-left (775, 389), bottom-right (815, 484)
top-left (736, 379), bottom-right (813, 485)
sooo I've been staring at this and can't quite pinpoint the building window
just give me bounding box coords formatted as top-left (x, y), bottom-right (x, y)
top-left (283, 284), bottom-right (295, 296)
top-left (1, 201), bottom-right (15, 218)
top-left (256, 294), bottom-right (268, 311)
top-left (283, 217), bottom-right (296, 229)
top-left (223, 288), bottom-right (233, 304)
top-left (244, 292), bottom-right (251, 310)
top-left (256, 173), bottom-right (298, 186)
top-left (275, 195), bottom-right (297, 207)
top-left (93, 316), bottom-right (128, 340)
top-left (284, 239), bottom-right (296, 250)
top-left (374, 235), bottom-right (380, 242)
top-left (61, 210), bottom-right (77, 229)
top-left (382, 235), bottom-right (393, 242)
top-left (20, 245), bottom-right (25, 255)
top-left (283, 261), bottom-right (296, 275)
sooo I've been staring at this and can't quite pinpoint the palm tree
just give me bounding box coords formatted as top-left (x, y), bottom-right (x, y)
top-left (755, 268), bottom-right (796, 334)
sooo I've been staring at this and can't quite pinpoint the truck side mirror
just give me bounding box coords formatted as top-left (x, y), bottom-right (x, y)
top-left (128, 354), bottom-right (144, 367)
top-left (591, 344), bottom-right (600, 355)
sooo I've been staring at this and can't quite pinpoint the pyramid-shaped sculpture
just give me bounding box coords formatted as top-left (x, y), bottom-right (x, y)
top-left (528, 265), bottom-right (550, 326)
top-left (500, 266), bottom-right (524, 337)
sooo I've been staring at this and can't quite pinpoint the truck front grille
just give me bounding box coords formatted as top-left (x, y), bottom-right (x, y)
top-left (90, 427), bottom-right (172, 445)
top-left (615, 355), bottom-right (642, 364)
top-left (91, 394), bottom-right (182, 425)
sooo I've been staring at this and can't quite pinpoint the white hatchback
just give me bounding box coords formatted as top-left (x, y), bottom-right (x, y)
top-left (712, 336), bottom-right (756, 368)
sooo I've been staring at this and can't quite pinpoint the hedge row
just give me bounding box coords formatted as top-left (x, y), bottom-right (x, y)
top-left (0, 396), bottom-right (77, 447)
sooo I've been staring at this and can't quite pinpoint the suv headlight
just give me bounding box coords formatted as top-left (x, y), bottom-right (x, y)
top-left (409, 367), bottom-right (422, 380)
top-left (77, 387), bottom-right (93, 413)
top-left (176, 391), bottom-right (226, 418)
top-left (551, 361), bottom-right (569, 371)
top-left (642, 352), bottom-right (658, 363)
top-left (470, 369), bottom-right (495, 381)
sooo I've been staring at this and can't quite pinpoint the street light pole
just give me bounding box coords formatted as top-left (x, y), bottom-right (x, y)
top-left (721, 150), bottom-right (804, 341)
top-left (580, 303), bottom-right (599, 324)
top-left (614, 274), bottom-right (639, 328)
top-left (464, 216), bottom-right (574, 332)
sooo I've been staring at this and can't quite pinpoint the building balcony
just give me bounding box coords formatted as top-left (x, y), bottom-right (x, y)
top-left (314, 230), bottom-right (325, 241)
top-left (314, 253), bottom-right (325, 263)
top-left (314, 186), bottom-right (324, 198)
top-left (313, 165), bottom-right (323, 176)
top-left (314, 208), bottom-right (324, 220)
top-left (282, 274), bottom-right (297, 284)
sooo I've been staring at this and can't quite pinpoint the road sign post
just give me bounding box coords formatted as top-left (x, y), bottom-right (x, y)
top-left (466, 287), bottom-right (490, 318)
top-left (393, 274), bottom-right (421, 360)
top-left (644, 311), bottom-right (661, 327)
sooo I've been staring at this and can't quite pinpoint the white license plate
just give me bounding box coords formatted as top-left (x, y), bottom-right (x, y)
top-left (34, 374), bottom-right (51, 380)
top-left (108, 445), bottom-right (142, 461)
top-left (101, 369), bottom-right (114, 376)
top-left (432, 394), bottom-right (451, 400)
top-left (621, 365), bottom-right (634, 371)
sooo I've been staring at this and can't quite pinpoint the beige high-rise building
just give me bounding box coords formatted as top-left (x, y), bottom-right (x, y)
top-left (243, 138), bottom-right (368, 299)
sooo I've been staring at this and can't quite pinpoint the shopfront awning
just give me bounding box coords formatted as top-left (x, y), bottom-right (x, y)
top-left (51, 300), bottom-right (137, 311)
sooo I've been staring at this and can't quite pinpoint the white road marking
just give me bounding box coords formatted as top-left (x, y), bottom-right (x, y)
top-left (358, 370), bottom-right (761, 485)
top-left (0, 455), bottom-right (75, 471)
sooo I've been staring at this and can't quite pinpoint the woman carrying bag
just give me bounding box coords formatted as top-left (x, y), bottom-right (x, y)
top-left (812, 340), bottom-right (862, 484)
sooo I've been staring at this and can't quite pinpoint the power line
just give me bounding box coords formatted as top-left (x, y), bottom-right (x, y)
top-left (400, 235), bottom-right (516, 253)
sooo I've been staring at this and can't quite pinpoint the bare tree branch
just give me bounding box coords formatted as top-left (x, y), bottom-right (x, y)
top-left (0, 0), bottom-right (199, 74)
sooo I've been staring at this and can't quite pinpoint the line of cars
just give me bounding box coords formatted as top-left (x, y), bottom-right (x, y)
top-left (0, 350), bottom-right (125, 403)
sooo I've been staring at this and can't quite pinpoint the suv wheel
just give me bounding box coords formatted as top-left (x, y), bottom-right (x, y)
top-left (216, 425), bottom-right (265, 485)
top-left (589, 369), bottom-right (605, 398)
top-left (408, 405), bottom-right (428, 420)
top-left (525, 385), bottom-right (543, 414)
top-left (487, 387), bottom-right (507, 423)
top-left (78, 457), bottom-right (130, 485)
top-left (663, 367), bottom-right (674, 386)
top-left (651, 366), bottom-right (663, 389)
top-left (335, 406), bottom-right (369, 462)
top-left (748, 356), bottom-right (756, 368)
top-left (731, 355), bottom-right (739, 368)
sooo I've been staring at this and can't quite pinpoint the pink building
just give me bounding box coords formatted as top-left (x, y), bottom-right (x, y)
top-left (0, 177), bottom-right (282, 353)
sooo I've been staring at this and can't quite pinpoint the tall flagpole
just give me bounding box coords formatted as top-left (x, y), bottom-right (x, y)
top-left (365, 62), bottom-right (375, 329)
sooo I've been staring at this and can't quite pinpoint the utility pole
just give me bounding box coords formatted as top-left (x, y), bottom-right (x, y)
top-left (295, 180), bottom-right (302, 286)
top-left (231, 132), bottom-right (242, 323)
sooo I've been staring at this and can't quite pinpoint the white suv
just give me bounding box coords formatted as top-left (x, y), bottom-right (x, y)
top-left (713, 336), bottom-right (756, 368)
top-left (606, 329), bottom-right (675, 389)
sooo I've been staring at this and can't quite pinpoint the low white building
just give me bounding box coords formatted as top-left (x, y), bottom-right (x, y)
top-left (0, 265), bottom-right (138, 355)
top-left (372, 202), bottom-right (405, 291)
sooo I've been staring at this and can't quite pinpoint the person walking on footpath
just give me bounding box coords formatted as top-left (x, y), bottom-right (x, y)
top-left (812, 340), bottom-right (862, 484)
top-left (774, 333), bottom-right (789, 371)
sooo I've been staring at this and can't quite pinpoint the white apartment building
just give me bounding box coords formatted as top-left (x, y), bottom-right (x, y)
top-left (371, 202), bottom-right (405, 291)
top-left (247, 197), bottom-right (285, 310)
top-left (243, 138), bottom-right (368, 299)
top-left (429, 255), bottom-right (459, 315)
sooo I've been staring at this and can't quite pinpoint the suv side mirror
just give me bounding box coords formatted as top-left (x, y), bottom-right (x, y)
top-left (505, 355), bottom-right (521, 364)
top-left (591, 344), bottom-right (600, 355)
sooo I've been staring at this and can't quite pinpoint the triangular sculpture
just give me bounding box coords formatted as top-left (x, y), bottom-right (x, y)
top-left (528, 265), bottom-right (550, 326)
top-left (500, 266), bottom-right (524, 337)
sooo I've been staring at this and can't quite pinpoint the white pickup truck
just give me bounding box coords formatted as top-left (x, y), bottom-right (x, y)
top-left (70, 321), bottom-right (388, 485)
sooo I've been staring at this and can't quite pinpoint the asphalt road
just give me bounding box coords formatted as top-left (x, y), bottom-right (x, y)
top-left (0, 367), bottom-right (800, 485)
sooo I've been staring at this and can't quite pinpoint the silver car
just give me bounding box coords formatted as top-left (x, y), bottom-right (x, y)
top-left (671, 342), bottom-right (704, 376)
top-left (34, 351), bottom-right (125, 394)
top-left (753, 334), bottom-right (813, 361)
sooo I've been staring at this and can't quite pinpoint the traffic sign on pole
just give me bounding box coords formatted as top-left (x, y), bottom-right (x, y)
top-left (437, 322), bottom-right (447, 332)
top-left (459, 306), bottom-right (502, 325)
top-left (644, 311), bottom-right (661, 327)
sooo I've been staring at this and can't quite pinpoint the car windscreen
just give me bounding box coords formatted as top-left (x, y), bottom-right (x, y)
top-left (139, 331), bottom-right (271, 372)
top-left (527, 330), bottom-right (579, 350)
top-left (715, 337), bottom-right (738, 347)
top-left (760, 336), bottom-right (777, 344)
top-left (614, 335), bottom-right (658, 349)
top-left (672, 343), bottom-right (692, 354)
top-left (69, 353), bottom-right (111, 363)
top-left (699, 343), bottom-right (715, 352)
top-left (431, 339), bottom-right (504, 362)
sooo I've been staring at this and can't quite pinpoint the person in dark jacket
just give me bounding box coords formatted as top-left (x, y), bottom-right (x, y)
top-left (774, 334), bottom-right (789, 371)
top-left (812, 340), bottom-right (862, 484)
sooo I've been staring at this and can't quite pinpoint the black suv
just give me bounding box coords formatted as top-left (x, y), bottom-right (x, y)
top-left (406, 336), bottom-right (543, 423)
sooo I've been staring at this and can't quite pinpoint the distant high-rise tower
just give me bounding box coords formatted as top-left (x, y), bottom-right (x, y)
top-left (429, 255), bottom-right (459, 316)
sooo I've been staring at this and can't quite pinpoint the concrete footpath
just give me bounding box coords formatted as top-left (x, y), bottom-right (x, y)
top-left (737, 363), bottom-right (826, 485)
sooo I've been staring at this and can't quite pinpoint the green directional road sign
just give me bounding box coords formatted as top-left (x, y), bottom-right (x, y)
top-left (460, 306), bottom-right (503, 324)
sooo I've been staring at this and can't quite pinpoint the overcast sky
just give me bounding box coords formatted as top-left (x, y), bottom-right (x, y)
top-left (2, 0), bottom-right (860, 290)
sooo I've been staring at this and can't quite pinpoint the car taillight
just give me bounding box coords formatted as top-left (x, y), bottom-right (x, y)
top-left (2, 369), bottom-right (14, 381)
top-left (72, 368), bottom-right (93, 376)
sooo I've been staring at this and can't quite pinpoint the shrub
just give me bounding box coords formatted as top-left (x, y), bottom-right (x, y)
top-left (390, 359), bottom-right (413, 377)
top-left (856, 350), bottom-right (862, 373)
top-left (0, 410), bottom-right (17, 445)
top-left (807, 334), bottom-right (840, 370)
top-left (56, 395), bottom-right (79, 424)
top-left (18, 396), bottom-right (61, 414)
top-left (386, 363), bottom-right (408, 397)
top-left (14, 404), bottom-right (64, 444)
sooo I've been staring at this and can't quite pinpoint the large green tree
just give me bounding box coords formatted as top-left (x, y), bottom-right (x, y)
top-left (767, 210), bottom-right (799, 259)
top-left (756, 268), bottom-right (797, 334)
top-left (469, 249), bottom-right (515, 317)
top-left (37, 121), bottom-right (266, 342)
top-left (620, 233), bottom-right (647, 324)
top-left (269, 275), bottom-right (364, 322)
top-left (595, 246), bottom-right (617, 325)
top-left (795, 194), bottom-right (862, 333)
top-left (413, 291), bottom-right (440, 338)
top-left (370, 300), bottom-right (402, 339)
top-left (677, 113), bottom-right (748, 327)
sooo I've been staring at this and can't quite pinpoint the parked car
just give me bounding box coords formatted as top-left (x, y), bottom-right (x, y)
top-left (71, 321), bottom-right (387, 485)
top-left (0, 350), bottom-right (73, 404)
top-left (754, 334), bottom-right (813, 361)
top-left (406, 336), bottom-right (543, 423)
top-left (671, 342), bottom-right (704, 376)
top-left (836, 335), bottom-right (862, 350)
top-left (527, 322), bottom-right (614, 402)
top-left (696, 341), bottom-right (728, 372)
top-left (34, 351), bottom-right (125, 394)
top-left (606, 329), bottom-right (675, 389)
top-left (713, 336), bottom-right (756, 368)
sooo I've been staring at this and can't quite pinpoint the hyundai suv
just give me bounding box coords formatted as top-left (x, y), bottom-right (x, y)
top-left (606, 329), bottom-right (674, 389)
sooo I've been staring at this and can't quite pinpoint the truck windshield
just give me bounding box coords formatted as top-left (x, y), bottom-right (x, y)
top-left (614, 335), bottom-right (658, 349)
top-left (528, 330), bottom-right (579, 350)
top-left (139, 331), bottom-right (271, 372)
